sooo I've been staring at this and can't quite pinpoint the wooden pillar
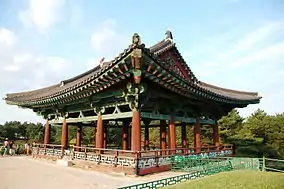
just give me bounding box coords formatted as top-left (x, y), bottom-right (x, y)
top-left (168, 116), bottom-right (176, 154)
top-left (131, 110), bottom-right (141, 152)
top-left (213, 120), bottom-right (220, 148)
top-left (160, 120), bottom-right (167, 155)
top-left (44, 120), bottom-right (51, 145)
top-left (76, 125), bottom-right (82, 151)
top-left (61, 118), bottom-right (68, 149)
top-left (181, 122), bottom-right (187, 154)
top-left (194, 118), bottom-right (201, 153)
top-left (95, 113), bottom-right (104, 149)
top-left (93, 121), bottom-right (96, 147)
top-left (122, 121), bottom-right (129, 150)
top-left (103, 123), bottom-right (107, 149)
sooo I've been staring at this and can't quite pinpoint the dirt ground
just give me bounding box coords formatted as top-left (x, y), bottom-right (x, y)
top-left (0, 156), bottom-right (185, 189)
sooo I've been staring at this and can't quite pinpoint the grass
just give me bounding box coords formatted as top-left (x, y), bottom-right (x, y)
top-left (165, 170), bottom-right (284, 189)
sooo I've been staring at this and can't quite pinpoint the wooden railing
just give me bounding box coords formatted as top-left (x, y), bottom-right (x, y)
top-left (32, 143), bottom-right (233, 159)
top-left (72, 145), bottom-right (139, 158)
top-left (32, 144), bottom-right (64, 157)
top-left (139, 144), bottom-right (233, 157)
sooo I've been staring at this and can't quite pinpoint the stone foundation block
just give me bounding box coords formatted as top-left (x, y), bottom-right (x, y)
top-left (57, 159), bottom-right (72, 167)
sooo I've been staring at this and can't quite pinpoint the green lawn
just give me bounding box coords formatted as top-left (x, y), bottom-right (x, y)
top-left (165, 170), bottom-right (284, 189)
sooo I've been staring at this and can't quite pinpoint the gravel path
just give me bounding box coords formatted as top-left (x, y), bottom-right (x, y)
top-left (0, 156), bottom-right (185, 189)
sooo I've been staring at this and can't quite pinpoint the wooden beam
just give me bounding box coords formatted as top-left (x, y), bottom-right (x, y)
top-left (51, 111), bottom-right (133, 124)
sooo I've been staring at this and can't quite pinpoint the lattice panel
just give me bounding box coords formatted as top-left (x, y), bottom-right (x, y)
top-left (117, 157), bottom-right (136, 167)
top-left (138, 156), bottom-right (172, 169)
top-left (86, 153), bottom-right (100, 162)
top-left (54, 149), bottom-right (62, 157)
top-left (74, 152), bottom-right (85, 160)
top-left (46, 149), bottom-right (54, 156)
top-left (31, 147), bottom-right (38, 155)
top-left (73, 152), bottom-right (136, 167)
top-left (38, 148), bottom-right (45, 155)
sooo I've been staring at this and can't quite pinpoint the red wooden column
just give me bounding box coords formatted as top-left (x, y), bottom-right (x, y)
top-left (96, 113), bottom-right (104, 149)
top-left (160, 120), bottom-right (167, 155)
top-left (194, 118), bottom-right (201, 153)
top-left (122, 121), bottom-right (129, 150)
top-left (103, 123), bottom-right (107, 149)
top-left (181, 122), bottom-right (188, 154)
top-left (44, 120), bottom-right (51, 145)
top-left (76, 125), bottom-right (82, 151)
top-left (131, 110), bottom-right (141, 152)
top-left (213, 120), bottom-right (220, 148)
top-left (61, 118), bottom-right (68, 149)
top-left (168, 116), bottom-right (176, 154)
top-left (93, 121), bottom-right (96, 147)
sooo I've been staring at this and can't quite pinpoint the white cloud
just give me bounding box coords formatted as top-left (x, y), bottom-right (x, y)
top-left (229, 43), bottom-right (284, 68)
top-left (199, 21), bottom-right (284, 70)
top-left (186, 21), bottom-right (284, 117)
top-left (86, 57), bottom-right (101, 70)
top-left (233, 22), bottom-right (283, 51)
top-left (90, 19), bottom-right (129, 57)
top-left (0, 28), bottom-right (17, 48)
top-left (19, 0), bottom-right (66, 32)
top-left (87, 19), bottom-right (130, 70)
top-left (0, 28), bottom-right (71, 124)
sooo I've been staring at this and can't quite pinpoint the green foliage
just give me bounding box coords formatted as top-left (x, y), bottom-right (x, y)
top-left (219, 109), bottom-right (244, 142)
top-left (220, 109), bottom-right (284, 159)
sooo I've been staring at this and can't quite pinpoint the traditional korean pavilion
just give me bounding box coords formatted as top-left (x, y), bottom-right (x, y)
top-left (4, 31), bottom-right (261, 175)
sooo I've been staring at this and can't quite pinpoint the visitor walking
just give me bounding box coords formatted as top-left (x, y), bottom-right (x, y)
top-left (3, 138), bottom-right (9, 156)
top-left (24, 142), bottom-right (29, 156)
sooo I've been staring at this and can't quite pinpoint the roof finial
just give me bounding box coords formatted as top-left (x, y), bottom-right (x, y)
top-left (132, 33), bottom-right (141, 45)
top-left (99, 57), bottom-right (105, 67)
top-left (165, 30), bottom-right (173, 41)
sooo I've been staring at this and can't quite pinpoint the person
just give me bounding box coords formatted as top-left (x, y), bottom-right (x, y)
top-left (9, 141), bottom-right (14, 156)
top-left (24, 142), bottom-right (29, 156)
top-left (3, 138), bottom-right (9, 156)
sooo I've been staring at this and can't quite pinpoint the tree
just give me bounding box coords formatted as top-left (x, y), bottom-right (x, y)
top-left (218, 109), bottom-right (244, 143)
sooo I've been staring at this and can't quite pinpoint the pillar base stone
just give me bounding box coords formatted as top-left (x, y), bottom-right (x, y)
top-left (56, 159), bottom-right (73, 167)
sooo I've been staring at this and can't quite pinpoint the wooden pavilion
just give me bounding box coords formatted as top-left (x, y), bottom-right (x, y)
top-left (4, 31), bottom-right (261, 175)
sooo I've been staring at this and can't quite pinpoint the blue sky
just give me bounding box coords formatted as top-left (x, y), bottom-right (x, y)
top-left (0, 0), bottom-right (283, 124)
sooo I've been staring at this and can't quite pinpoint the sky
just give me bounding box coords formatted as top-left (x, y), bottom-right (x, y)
top-left (0, 0), bottom-right (283, 124)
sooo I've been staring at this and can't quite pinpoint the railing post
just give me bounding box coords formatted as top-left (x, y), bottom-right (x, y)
top-left (262, 156), bottom-right (266, 172)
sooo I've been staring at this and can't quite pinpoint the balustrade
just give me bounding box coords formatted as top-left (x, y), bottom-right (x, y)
top-left (31, 143), bottom-right (233, 173)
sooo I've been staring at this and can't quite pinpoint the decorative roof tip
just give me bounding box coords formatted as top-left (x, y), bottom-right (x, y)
top-left (100, 57), bottom-right (105, 68)
top-left (60, 81), bottom-right (64, 87)
top-left (132, 33), bottom-right (141, 45)
top-left (165, 30), bottom-right (173, 41)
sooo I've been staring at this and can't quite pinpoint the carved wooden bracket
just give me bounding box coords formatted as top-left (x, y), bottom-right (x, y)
top-left (131, 33), bottom-right (143, 84)
top-left (94, 106), bottom-right (106, 115)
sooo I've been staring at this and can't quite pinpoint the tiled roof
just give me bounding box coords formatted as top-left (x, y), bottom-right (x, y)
top-left (4, 31), bottom-right (261, 105)
top-left (198, 82), bottom-right (261, 101)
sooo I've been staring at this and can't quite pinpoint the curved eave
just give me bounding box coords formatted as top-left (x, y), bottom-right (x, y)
top-left (4, 44), bottom-right (137, 106)
top-left (198, 81), bottom-right (262, 102)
